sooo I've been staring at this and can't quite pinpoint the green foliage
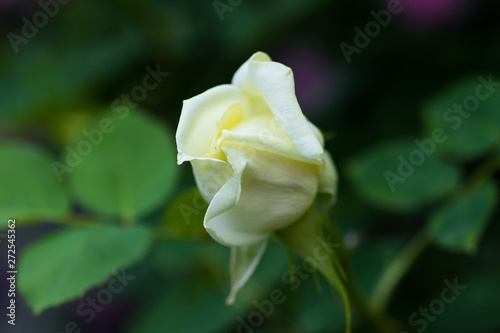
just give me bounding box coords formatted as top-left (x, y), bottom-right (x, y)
top-left (69, 111), bottom-right (178, 221)
top-left (425, 266), bottom-right (500, 333)
top-left (0, 142), bottom-right (69, 226)
top-left (347, 140), bottom-right (461, 211)
top-left (126, 240), bottom-right (288, 333)
top-left (293, 284), bottom-right (345, 333)
top-left (1, 0), bottom-right (500, 331)
top-left (163, 188), bottom-right (208, 238)
top-left (18, 225), bottom-right (153, 314)
top-left (422, 76), bottom-right (500, 161)
top-left (350, 239), bottom-right (405, 300)
top-left (277, 204), bottom-right (352, 333)
top-left (428, 181), bottom-right (498, 254)
top-left (0, 32), bottom-right (142, 123)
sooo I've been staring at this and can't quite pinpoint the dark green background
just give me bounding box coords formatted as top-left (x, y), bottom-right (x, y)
top-left (0, 0), bottom-right (499, 332)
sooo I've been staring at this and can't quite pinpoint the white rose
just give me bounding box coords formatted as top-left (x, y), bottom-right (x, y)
top-left (176, 52), bottom-right (337, 302)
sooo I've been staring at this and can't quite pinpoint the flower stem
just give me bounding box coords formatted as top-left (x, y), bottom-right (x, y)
top-left (60, 214), bottom-right (101, 227)
top-left (324, 211), bottom-right (401, 333)
top-left (286, 249), bottom-right (297, 285)
top-left (343, 273), bottom-right (402, 333)
top-left (370, 228), bottom-right (430, 313)
top-left (461, 151), bottom-right (500, 193)
top-left (367, 151), bottom-right (499, 319)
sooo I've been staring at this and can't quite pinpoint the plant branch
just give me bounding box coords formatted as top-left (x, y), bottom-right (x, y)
top-left (324, 210), bottom-right (402, 333)
top-left (370, 228), bottom-right (430, 313)
top-left (369, 150), bottom-right (499, 316)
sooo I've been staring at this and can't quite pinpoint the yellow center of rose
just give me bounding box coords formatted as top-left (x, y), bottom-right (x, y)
top-left (202, 103), bottom-right (243, 161)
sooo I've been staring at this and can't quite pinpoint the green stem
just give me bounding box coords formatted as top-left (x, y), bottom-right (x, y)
top-left (286, 249), bottom-right (297, 285)
top-left (343, 271), bottom-right (402, 333)
top-left (60, 214), bottom-right (101, 227)
top-left (369, 151), bottom-right (499, 317)
top-left (325, 210), bottom-right (400, 333)
top-left (461, 151), bottom-right (500, 194)
top-left (315, 150), bottom-right (500, 332)
top-left (371, 229), bottom-right (430, 313)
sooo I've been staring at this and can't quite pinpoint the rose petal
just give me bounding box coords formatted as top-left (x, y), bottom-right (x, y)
top-left (191, 158), bottom-right (234, 203)
top-left (176, 84), bottom-right (248, 163)
top-left (204, 142), bottom-right (319, 246)
top-left (319, 151), bottom-right (338, 203)
top-left (218, 115), bottom-right (323, 165)
top-left (232, 52), bottom-right (324, 160)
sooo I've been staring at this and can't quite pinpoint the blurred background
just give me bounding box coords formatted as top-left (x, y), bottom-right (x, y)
top-left (1, 0), bottom-right (499, 332)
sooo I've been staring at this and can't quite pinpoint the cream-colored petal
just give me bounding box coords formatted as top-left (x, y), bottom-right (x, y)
top-left (232, 52), bottom-right (324, 160)
top-left (203, 142), bottom-right (319, 246)
top-left (226, 238), bottom-right (268, 305)
top-left (308, 122), bottom-right (325, 148)
top-left (176, 84), bottom-right (247, 163)
top-left (219, 131), bottom-right (322, 165)
top-left (191, 158), bottom-right (234, 203)
top-left (217, 115), bottom-right (322, 165)
top-left (214, 103), bottom-right (244, 143)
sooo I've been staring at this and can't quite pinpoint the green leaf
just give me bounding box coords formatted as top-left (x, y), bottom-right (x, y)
top-left (293, 275), bottom-right (347, 333)
top-left (350, 238), bottom-right (406, 300)
top-left (69, 111), bottom-right (178, 221)
top-left (0, 142), bottom-right (69, 226)
top-left (127, 241), bottom-right (286, 333)
top-left (428, 181), bottom-right (498, 254)
top-left (163, 188), bottom-right (208, 238)
top-left (0, 28), bottom-right (143, 123)
top-left (18, 225), bottom-right (153, 314)
top-left (424, 266), bottom-right (500, 333)
top-left (422, 76), bottom-right (500, 160)
top-left (347, 140), bottom-right (461, 211)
